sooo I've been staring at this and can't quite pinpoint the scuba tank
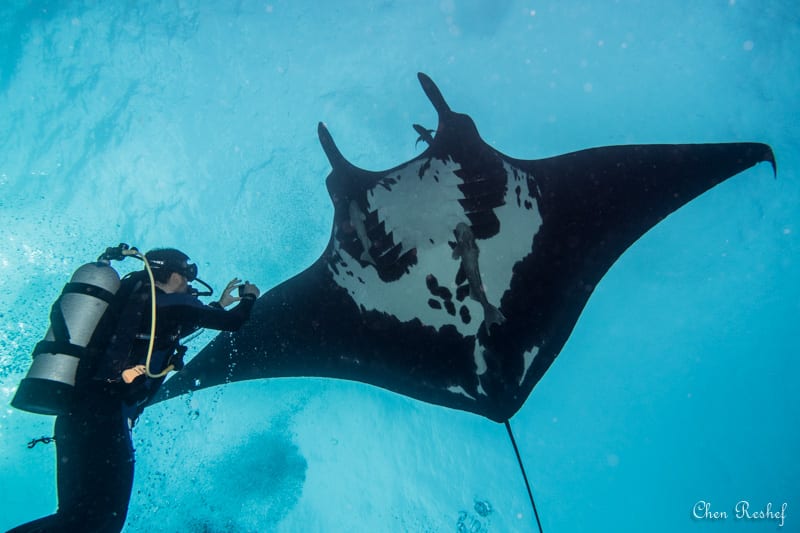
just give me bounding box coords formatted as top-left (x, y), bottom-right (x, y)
top-left (11, 244), bottom-right (139, 416)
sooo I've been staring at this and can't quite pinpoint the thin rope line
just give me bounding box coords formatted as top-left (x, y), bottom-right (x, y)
top-left (505, 419), bottom-right (543, 533)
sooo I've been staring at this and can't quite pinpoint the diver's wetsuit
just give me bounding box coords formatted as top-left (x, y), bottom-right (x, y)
top-left (8, 285), bottom-right (255, 533)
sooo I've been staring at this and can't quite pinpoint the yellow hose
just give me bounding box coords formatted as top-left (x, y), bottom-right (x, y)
top-left (124, 249), bottom-right (174, 379)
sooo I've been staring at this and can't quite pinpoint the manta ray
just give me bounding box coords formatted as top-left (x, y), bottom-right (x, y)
top-left (154, 73), bottom-right (775, 423)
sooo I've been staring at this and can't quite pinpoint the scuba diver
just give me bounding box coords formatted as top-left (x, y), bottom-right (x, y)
top-left (8, 248), bottom-right (260, 533)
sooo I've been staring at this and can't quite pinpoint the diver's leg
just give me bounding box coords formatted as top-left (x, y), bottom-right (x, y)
top-left (85, 408), bottom-right (135, 532)
top-left (53, 411), bottom-right (89, 526)
top-left (60, 405), bottom-right (135, 532)
top-left (7, 403), bottom-right (134, 533)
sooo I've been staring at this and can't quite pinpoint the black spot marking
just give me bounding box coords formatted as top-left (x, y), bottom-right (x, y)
top-left (460, 305), bottom-right (471, 324)
top-left (515, 185), bottom-right (522, 207)
top-left (329, 252), bottom-right (346, 275)
top-left (358, 277), bottom-right (365, 284)
top-left (419, 158), bottom-right (432, 178)
top-left (346, 271), bottom-right (353, 277)
top-left (426, 274), bottom-right (439, 292)
top-left (524, 199), bottom-right (532, 210)
top-left (456, 284), bottom-right (470, 302)
top-left (434, 286), bottom-right (452, 300)
top-left (426, 273), bottom-right (458, 317)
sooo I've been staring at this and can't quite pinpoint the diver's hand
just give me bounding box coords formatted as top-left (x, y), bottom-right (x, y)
top-left (241, 281), bottom-right (260, 299)
top-left (122, 365), bottom-right (146, 384)
top-left (217, 278), bottom-right (243, 308)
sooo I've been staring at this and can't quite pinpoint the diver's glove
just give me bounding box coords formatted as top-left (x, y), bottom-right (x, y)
top-left (122, 365), bottom-right (146, 384)
top-left (120, 365), bottom-right (149, 405)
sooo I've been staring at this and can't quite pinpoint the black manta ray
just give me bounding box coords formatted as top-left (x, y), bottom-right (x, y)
top-left (155, 73), bottom-right (775, 423)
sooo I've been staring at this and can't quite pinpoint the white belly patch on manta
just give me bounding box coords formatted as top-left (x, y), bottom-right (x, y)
top-left (326, 157), bottom-right (543, 341)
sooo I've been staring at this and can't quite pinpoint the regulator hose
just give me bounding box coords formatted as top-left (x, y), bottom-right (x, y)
top-left (120, 247), bottom-right (174, 379)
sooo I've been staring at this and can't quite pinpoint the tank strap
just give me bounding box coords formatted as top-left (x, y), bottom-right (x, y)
top-left (46, 282), bottom-right (117, 344)
top-left (62, 281), bottom-right (117, 304)
top-left (33, 340), bottom-right (85, 358)
top-left (49, 296), bottom-right (71, 341)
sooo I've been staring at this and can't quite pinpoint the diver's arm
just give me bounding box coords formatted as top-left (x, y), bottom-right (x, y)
top-left (186, 295), bottom-right (256, 331)
top-left (151, 294), bottom-right (254, 334)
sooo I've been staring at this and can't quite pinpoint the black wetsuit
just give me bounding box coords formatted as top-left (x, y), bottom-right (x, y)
top-left (8, 285), bottom-right (255, 533)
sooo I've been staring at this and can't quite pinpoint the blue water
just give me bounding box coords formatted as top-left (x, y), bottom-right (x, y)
top-left (1, 1), bottom-right (797, 531)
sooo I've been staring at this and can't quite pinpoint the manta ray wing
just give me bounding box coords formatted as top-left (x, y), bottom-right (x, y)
top-left (154, 73), bottom-right (775, 422)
